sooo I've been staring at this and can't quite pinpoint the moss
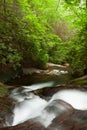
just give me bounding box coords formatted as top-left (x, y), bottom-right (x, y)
top-left (0, 82), bottom-right (9, 97)
top-left (0, 82), bottom-right (4, 86)
top-left (70, 75), bottom-right (87, 85)
top-left (72, 79), bottom-right (87, 85)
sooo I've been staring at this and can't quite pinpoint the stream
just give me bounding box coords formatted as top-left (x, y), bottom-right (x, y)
top-left (2, 69), bottom-right (87, 130)
top-left (6, 83), bottom-right (87, 128)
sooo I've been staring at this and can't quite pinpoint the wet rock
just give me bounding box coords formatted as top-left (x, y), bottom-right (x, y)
top-left (0, 118), bottom-right (5, 128)
top-left (6, 73), bottom-right (58, 86)
top-left (1, 84), bottom-right (87, 130)
top-left (55, 99), bottom-right (73, 110)
top-left (1, 119), bottom-right (45, 130)
top-left (2, 109), bottom-right (87, 130)
top-left (22, 68), bottom-right (42, 75)
top-left (45, 99), bottom-right (73, 114)
top-left (36, 99), bottom-right (73, 128)
top-left (0, 82), bottom-right (9, 97)
top-left (46, 69), bottom-right (68, 76)
top-left (38, 84), bottom-right (87, 98)
top-left (47, 109), bottom-right (87, 130)
top-left (22, 67), bottom-right (68, 77)
top-left (22, 63), bottom-right (69, 76)
top-left (1, 99), bottom-right (87, 130)
top-left (0, 83), bottom-right (13, 127)
top-left (0, 97), bottom-right (14, 128)
top-left (0, 99), bottom-right (73, 130)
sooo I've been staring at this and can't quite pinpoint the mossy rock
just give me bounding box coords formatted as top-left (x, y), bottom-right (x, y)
top-left (70, 75), bottom-right (87, 85)
top-left (0, 82), bottom-right (9, 97)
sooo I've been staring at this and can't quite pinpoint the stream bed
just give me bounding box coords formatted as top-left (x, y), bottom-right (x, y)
top-left (1, 69), bottom-right (87, 130)
top-left (8, 83), bottom-right (87, 126)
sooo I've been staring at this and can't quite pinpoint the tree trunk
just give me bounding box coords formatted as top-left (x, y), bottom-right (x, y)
top-left (3, 0), bottom-right (6, 19)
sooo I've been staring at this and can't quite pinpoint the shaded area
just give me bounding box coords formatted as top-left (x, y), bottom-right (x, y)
top-left (6, 73), bottom-right (72, 87)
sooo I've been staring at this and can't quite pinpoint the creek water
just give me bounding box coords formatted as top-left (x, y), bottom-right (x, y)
top-left (7, 81), bottom-right (87, 127)
top-left (5, 69), bottom-right (87, 128)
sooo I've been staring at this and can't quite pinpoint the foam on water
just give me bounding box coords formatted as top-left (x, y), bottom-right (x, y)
top-left (10, 82), bottom-right (54, 102)
top-left (60, 70), bottom-right (68, 74)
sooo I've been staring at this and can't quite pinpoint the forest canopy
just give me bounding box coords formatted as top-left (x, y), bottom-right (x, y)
top-left (0, 0), bottom-right (87, 75)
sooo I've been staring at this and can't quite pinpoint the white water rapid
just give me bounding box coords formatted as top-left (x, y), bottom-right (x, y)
top-left (50, 89), bottom-right (87, 110)
top-left (9, 82), bottom-right (54, 102)
top-left (9, 82), bottom-right (87, 127)
top-left (12, 94), bottom-right (47, 126)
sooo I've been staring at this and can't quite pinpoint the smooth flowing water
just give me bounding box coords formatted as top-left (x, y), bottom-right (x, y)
top-left (8, 82), bottom-right (87, 127)
top-left (50, 89), bottom-right (87, 110)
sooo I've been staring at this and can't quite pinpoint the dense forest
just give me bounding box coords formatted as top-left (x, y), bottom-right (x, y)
top-left (0, 0), bottom-right (87, 76)
top-left (0, 1), bottom-right (87, 129)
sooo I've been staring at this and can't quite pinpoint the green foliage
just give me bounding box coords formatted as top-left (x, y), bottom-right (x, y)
top-left (37, 50), bottom-right (49, 68)
top-left (0, 0), bottom-right (87, 73)
top-left (65, 0), bottom-right (81, 5)
top-left (0, 43), bottom-right (22, 69)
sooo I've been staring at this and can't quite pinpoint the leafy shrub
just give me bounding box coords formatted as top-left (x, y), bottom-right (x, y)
top-left (0, 43), bottom-right (22, 69)
top-left (65, 27), bottom-right (87, 76)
